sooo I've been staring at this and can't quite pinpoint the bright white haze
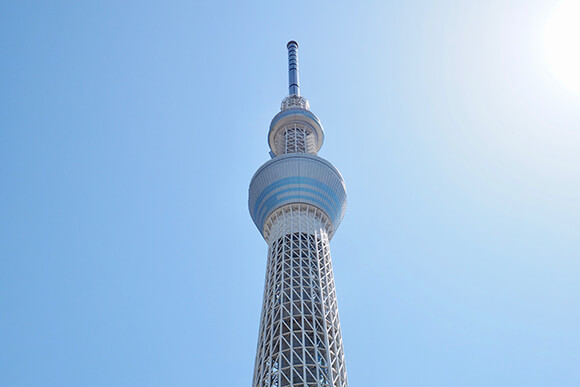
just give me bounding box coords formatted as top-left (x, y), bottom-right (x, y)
top-left (543, 0), bottom-right (580, 94)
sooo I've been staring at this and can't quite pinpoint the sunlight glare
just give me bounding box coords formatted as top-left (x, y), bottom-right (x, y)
top-left (543, 0), bottom-right (580, 94)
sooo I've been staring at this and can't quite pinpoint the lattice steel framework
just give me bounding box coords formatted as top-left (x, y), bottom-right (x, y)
top-left (274, 125), bottom-right (317, 155)
top-left (249, 41), bottom-right (348, 387)
top-left (253, 205), bottom-right (347, 387)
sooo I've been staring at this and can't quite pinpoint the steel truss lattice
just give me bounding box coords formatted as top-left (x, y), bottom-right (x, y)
top-left (253, 204), bottom-right (348, 387)
top-left (274, 124), bottom-right (318, 155)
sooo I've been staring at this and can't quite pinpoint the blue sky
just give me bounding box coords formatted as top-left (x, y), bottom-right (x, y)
top-left (1, 1), bottom-right (579, 386)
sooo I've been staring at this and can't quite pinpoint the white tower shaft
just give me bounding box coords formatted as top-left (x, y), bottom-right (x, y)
top-left (249, 42), bottom-right (348, 387)
top-left (253, 205), bottom-right (347, 386)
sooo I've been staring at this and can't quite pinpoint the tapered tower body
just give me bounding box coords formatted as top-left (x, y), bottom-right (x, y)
top-left (249, 42), bottom-right (348, 387)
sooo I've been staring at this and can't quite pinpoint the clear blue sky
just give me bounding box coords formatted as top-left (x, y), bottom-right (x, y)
top-left (1, 1), bottom-right (579, 386)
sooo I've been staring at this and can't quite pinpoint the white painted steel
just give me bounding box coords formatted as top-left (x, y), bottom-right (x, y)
top-left (248, 154), bottom-right (347, 239)
top-left (250, 41), bottom-right (348, 387)
top-left (274, 124), bottom-right (317, 155)
top-left (268, 109), bottom-right (324, 156)
top-left (253, 205), bottom-right (348, 387)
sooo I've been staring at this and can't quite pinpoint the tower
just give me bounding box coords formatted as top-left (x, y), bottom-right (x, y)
top-left (249, 42), bottom-right (348, 387)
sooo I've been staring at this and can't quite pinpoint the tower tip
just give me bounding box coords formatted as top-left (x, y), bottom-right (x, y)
top-left (287, 41), bottom-right (300, 96)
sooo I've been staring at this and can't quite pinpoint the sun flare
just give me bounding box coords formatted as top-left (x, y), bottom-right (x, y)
top-left (543, 0), bottom-right (580, 94)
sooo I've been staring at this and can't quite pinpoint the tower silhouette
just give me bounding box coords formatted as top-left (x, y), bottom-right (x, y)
top-left (249, 41), bottom-right (348, 387)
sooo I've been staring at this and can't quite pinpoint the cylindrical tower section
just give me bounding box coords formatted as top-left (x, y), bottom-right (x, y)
top-left (288, 41), bottom-right (300, 96)
top-left (273, 123), bottom-right (318, 155)
top-left (268, 109), bottom-right (325, 157)
top-left (249, 154), bottom-right (347, 240)
top-left (252, 204), bottom-right (348, 387)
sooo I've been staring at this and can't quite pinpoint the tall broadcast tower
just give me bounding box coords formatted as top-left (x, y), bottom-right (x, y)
top-left (249, 41), bottom-right (348, 387)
